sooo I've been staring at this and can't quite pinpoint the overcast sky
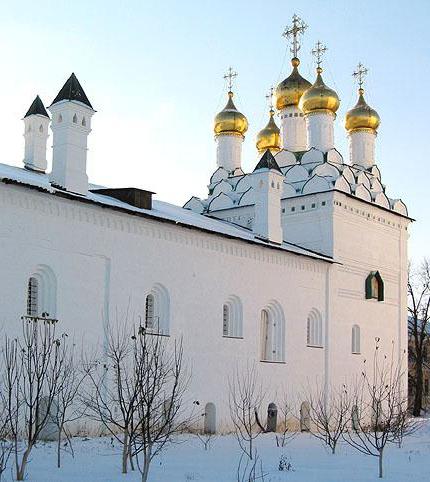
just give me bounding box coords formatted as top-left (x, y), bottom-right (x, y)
top-left (0, 0), bottom-right (428, 261)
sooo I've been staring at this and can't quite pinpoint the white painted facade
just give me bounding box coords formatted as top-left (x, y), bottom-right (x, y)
top-left (0, 63), bottom-right (411, 434)
top-left (279, 105), bottom-right (307, 152)
top-left (349, 129), bottom-right (377, 168)
top-left (305, 110), bottom-right (335, 151)
top-left (23, 114), bottom-right (50, 172)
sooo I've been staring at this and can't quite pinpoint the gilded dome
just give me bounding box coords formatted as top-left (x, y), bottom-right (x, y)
top-left (345, 89), bottom-right (380, 132)
top-left (299, 68), bottom-right (340, 115)
top-left (256, 110), bottom-right (281, 153)
top-left (275, 58), bottom-right (312, 110)
top-left (214, 91), bottom-right (248, 136)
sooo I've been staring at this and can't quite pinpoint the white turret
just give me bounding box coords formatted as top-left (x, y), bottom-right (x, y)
top-left (251, 150), bottom-right (284, 244)
top-left (49, 73), bottom-right (95, 195)
top-left (213, 88), bottom-right (248, 174)
top-left (299, 43), bottom-right (340, 152)
top-left (23, 96), bottom-right (50, 172)
top-left (345, 65), bottom-right (380, 169)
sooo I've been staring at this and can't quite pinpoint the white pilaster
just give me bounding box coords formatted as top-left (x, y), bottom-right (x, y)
top-left (49, 101), bottom-right (94, 195)
top-left (279, 105), bottom-right (307, 152)
top-left (306, 111), bottom-right (335, 152)
top-left (348, 129), bottom-right (376, 168)
top-left (216, 133), bottom-right (243, 173)
top-left (23, 115), bottom-right (50, 172)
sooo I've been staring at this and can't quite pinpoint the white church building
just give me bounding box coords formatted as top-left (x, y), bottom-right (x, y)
top-left (0, 19), bottom-right (410, 432)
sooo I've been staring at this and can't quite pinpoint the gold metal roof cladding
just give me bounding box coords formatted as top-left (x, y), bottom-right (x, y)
top-left (345, 89), bottom-right (380, 132)
top-left (275, 58), bottom-right (312, 110)
top-left (256, 110), bottom-right (281, 153)
top-left (299, 70), bottom-right (340, 114)
top-left (214, 91), bottom-right (248, 136)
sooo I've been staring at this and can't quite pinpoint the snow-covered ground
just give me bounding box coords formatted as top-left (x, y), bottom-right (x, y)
top-left (3, 421), bottom-right (430, 481)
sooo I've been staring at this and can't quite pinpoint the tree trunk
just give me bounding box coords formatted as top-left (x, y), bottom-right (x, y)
top-left (122, 431), bottom-right (129, 474)
top-left (378, 448), bottom-right (384, 478)
top-left (57, 429), bottom-right (61, 468)
top-left (141, 456), bottom-right (151, 482)
top-left (16, 445), bottom-right (32, 481)
top-left (331, 444), bottom-right (336, 455)
top-left (413, 360), bottom-right (423, 417)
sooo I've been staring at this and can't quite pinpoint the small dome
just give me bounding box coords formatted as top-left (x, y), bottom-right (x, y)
top-left (276, 58), bottom-right (312, 110)
top-left (214, 91), bottom-right (248, 136)
top-left (299, 68), bottom-right (340, 115)
top-left (256, 110), bottom-right (281, 153)
top-left (345, 89), bottom-right (380, 132)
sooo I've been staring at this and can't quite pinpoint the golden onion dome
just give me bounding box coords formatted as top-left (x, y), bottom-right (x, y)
top-left (256, 109), bottom-right (281, 153)
top-left (345, 88), bottom-right (380, 132)
top-left (214, 91), bottom-right (248, 136)
top-left (275, 58), bottom-right (312, 110)
top-left (299, 68), bottom-right (340, 115)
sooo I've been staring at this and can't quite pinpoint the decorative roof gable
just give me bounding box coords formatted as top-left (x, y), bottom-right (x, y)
top-left (253, 149), bottom-right (282, 173)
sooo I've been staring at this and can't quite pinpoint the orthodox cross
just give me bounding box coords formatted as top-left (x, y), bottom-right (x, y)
top-left (224, 67), bottom-right (237, 92)
top-left (353, 62), bottom-right (368, 90)
top-left (265, 86), bottom-right (274, 111)
top-left (311, 41), bottom-right (327, 70)
top-left (282, 14), bottom-right (307, 58)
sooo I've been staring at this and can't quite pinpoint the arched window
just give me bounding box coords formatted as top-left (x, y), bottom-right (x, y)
top-left (82, 117), bottom-right (86, 126)
top-left (365, 271), bottom-right (384, 301)
top-left (352, 325), bottom-right (361, 354)
top-left (260, 301), bottom-right (285, 362)
top-left (145, 284), bottom-right (170, 335)
top-left (307, 309), bottom-right (323, 347)
top-left (72, 114), bottom-right (78, 124)
top-left (26, 265), bottom-right (57, 318)
top-left (39, 124), bottom-right (44, 133)
top-left (204, 402), bottom-right (216, 434)
top-left (27, 277), bottom-right (39, 316)
top-left (58, 114), bottom-right (62, 123)
top-left (222, 295), bottom-right (243, 338)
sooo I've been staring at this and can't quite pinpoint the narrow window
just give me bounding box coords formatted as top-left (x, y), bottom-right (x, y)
top-left (222, 304), bottom-right (229, 336)
top-left (73, 114), bottom-right (78, 124)
top-left (145, 294), bottom-right (155, 330)
top-left (352, 325), bottom-right (361, 354)
top-left (82, 117), bottom-right (86, 126)
top-left (307, 309), bottom-right (323, 347)
top-left (27, 277), bottom-right (39, 316)
top-left (58, 114), bottom-right (62, 123)
top-left (365, 271), bottom-right (384, 301)
top-left (261, 309), bottom-right (271, 360)
top-left (260, 304), bottom-right (285, 362)
top-left (39, 124), bottom-right (43, 133)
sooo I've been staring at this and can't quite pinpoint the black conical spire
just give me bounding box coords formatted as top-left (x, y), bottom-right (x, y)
top-left (51, 73), bottom-right (93, 108)
top-left (24, 95), bottom-right (49, 118)
top-left (253, 149), bottom-right (282, 173)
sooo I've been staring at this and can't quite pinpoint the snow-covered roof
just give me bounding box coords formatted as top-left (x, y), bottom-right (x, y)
top-left (0, 163), bottom-right (333, 263)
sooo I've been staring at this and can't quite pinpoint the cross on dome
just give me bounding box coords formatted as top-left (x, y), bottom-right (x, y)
top-left (224, 67), bottom-right (238, 92)
top-left (265, 86), bottom-right (275, 111)
top-left (282, 14), bottom-right (307, 58)
top-left (353, 62), bottom-right (368, 91)
top-left (312, 41), bottom-right (327, 72)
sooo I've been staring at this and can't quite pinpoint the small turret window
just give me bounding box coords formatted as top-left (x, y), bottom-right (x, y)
top-left (73, 114), bottom-right (78, 124)
top-left (39, 124), bottom-right (43, 133)
top-left (82, 117), bottom-right (86, 126)
top-left (58, 114), bottom-right (62, 123)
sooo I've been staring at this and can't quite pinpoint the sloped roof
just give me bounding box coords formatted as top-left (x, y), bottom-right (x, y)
top-left (24, 95), bottom-right (49, 118)
top-left (253, 149), bottom-right (282, 173)
top-left (51, 73), bottom-right (93, 109)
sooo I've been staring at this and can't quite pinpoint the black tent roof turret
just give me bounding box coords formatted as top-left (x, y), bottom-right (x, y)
top-left (51, 73), bottom-right (93, 109)
top-left (24, 95), bottom-right (49, 118)
top-left (253, 149), bottom-right (282, 173)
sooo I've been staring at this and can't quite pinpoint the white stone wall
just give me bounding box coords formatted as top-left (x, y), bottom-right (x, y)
top-left (279, 106), bottom-right (307, 152)
top-left (348, 130), bottom-right (377, 168)
top-left (305, 111), bottom-right (335, 152)
top-left (216, 134), bottom-right (243, 172)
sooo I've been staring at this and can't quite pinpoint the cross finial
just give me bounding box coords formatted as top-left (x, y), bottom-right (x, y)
top-left (311, 41), bottom-right (327, 72)
top-left (265, 86), bottom-right (275, 111)
top-left (282, 14), bottom-right (307, 58)
top-left (224, 66), bottom-right (238, 92)
top-left (353, 62), bottom-right (368, 91)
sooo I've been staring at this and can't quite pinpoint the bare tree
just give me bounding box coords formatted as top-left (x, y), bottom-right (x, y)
top-left (54, 337), bottom-right (87, 468)
top-left (343, 341), bottom-right (410, 478)
top-left (229, 364), bottom-right (264, 461)
top-left (275, 395), bottom-right (297, 448)
top-left (408, 258), bottom-right (430, 416)
top-left (84, 321), bottom-right (139, 474)
top-left (236, 451), bottom-right (267, 482)
top-left (0, 390), bottom-right (13, 480)
top-left (3, 314), bottom-right (65, 480)
top-left (307, 382), bottom-right (351, 454)
top-left (195, 432), bottom-right (216, 451)
top-left (130, 327), bottom-right (190, 482)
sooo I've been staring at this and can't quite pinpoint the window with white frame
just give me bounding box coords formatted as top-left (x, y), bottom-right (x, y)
top-left (307, 309), bottom-right (323, 347)
top-left (261, 301), bottom-right (285, 362)
top-left (222, 296), bottom-right (243, 338)
top-left (352, 324), bottom-right (361, 354)
top-left (145, 284), bottom-right (170, 335)
top-left (26, 265), bottom-right (57, 318)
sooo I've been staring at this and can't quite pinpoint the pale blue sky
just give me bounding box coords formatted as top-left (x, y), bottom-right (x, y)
top-left (0, 0), bottom-right (428, 260)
